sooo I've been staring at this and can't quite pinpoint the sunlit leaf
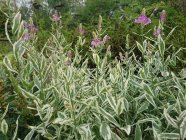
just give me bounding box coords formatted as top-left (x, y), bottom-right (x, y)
top-left (159, 133), bottom-right (180, 139)
top-left (164, 108), bottom-right (178, 128)
top-left (0, 119), bottom-right (8, 135)
top-left (100, 123), bottom-right (112, 140)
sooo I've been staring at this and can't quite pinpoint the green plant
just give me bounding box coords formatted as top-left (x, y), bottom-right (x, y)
top-left (0, 11), bottom-right (186, 140)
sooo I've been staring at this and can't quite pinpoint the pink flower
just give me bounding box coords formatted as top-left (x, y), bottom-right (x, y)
top-left (135, 14), bottom-right (151, 26)
top-left (22, 33), bottom-right (31, 41)
top-left (79, 23), bottom-right (85, 35)
top-left (91, 37), bottom-right (103, 47)
top-left (52, 11), bottom-right (61, 22)
top-left (160, 10), bottom-right (166, 23)
top-left (79, 28), bottom-right (85, 35)
top-left (29, 24), bottom-right (38, 33)
top-left (79, 29), bottom-right (85, 36)
top-left (153, 28), bottom-right (161, 37)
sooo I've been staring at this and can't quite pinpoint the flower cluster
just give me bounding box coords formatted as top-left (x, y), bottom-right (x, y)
top-left (135, 14), bottom-right (151, 26)
top-left (79, 23), bottom-right (85, 36)
top-left (22, 33), bottom-right (31, 41)
top-left (22, 20), bottom-right (38, 41)
top-left (51, 10), bottom-right (61, 22)
top-left (160, 10), bottom-right (167, 23)
top-left (91, 35), bottom-right (110, 48)
top-left (153, 27), bottom-right (161, 37)
top-left (91, 37), bottom-right (103, 47)
top-left (135, 9), bottom-right (167, 37)
top-left (29, 23), bottom-right (38, 33)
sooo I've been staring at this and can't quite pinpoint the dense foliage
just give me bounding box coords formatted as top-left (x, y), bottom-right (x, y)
top-left (0, 0), bottom-right (186, 140)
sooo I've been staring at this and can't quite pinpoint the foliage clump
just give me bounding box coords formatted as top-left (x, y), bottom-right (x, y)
top-left (0, 7), bottom-right (186, 140)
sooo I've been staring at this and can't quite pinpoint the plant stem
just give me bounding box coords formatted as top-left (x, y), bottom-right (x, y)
top-left (141, 25), bottom-right (144, 44)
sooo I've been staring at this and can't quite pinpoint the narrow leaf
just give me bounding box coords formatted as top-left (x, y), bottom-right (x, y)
top-left (136, 41), bottom-right (144, 54)
top-left (98, 107), bottom-right (120, 127)
top-left (107, 95), bottom-right (116, 112)
top-left (134, 124), bottom-right (142, 140)
top-left (24, 130), bottom-right (35, 140)
top-left (1, 119), bottom-right (8, 135)
top-left (100, 123), bottom-right (112, 140)
top-left (164, 109), bottom-right (178, 128)
top-left (160, 133), bottom-right (180, 139)
top-left (121, 125), bottom-right (131, 136)
top-left (116, 98), bottom-right (124, 115)
top-left (12, 116), bottom-right (19, 140)
top-left (145, 94), bottom-right (156, 107)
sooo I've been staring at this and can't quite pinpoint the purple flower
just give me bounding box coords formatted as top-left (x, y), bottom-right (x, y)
top-left (153, 28), bottom-right (161, 37)
top-left (91, 37), bottom-right (103, 47)
top-left (135, 14), bottom-right (151, 26)
top-left (29, 24), bottom-right (38, 33)
top-left (160, 10), bottom-right (166, 23)
top-left (79, 29), bottom-right (85, 35)
top-left (52, 11), bottom-right (61, 22)
top-left (22, 33), bottom-right (31, 41)
top-left (79, 24), bottom-right (85, 35)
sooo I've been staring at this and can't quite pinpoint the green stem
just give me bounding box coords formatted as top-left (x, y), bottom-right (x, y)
top-left (39, 64), bottom-right (44, 100)
top-left (96, 66), bottom-right (99, 95)
top-left (141, 25), bottom-right (144, 44)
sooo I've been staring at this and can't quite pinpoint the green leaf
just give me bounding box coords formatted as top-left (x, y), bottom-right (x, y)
top-left (180, 117), bottom-right (186, 139)
top-left (137, 101), bottom-right (149, 114)
top-left (53, 118), bottom-right (73, 126)
top-left (12, 116), bottom-right (19, 140)
top-left (93, 53), bottom-right (100, 65)
top-left (165, 27), bottom-right (177, 41)
top-left (159, 133), bottom-right (180, 139)
top-left (178, 92), bottom-right (186, 108)
top-left (136, 41), bottom-right (144, 54)
top-left (17, 21), bottom-right (24, 39)
top-left (107, 95), bottom-right (116, 112)
top-left (100, 123), bottom-right (112, 140)
top-left (1, 119), bottom-right (8, 135)
top-left (164, 109), bottom-right (178, 128)
top-left (152, 121), bottom-right (161, 140)
top-left (12, 12), bottom-right (21, 34)
top-left (121, 125), bottom-right (131, 136)
top-left (9, 72), bottom-right (22, 96)
top-left (0, 104), bottom-right (9, 121)
top-left (145, 94), bottom-right (156, 108)
top-left (116, 98), bottom-right (124, 115)
top-left (13, 40), bottom-right (25, 61)
top-left (3, 57), bottom-right (17, 74)
top-left (77, 124), bottom-right (92, 140)
top-left (138, 118), bottom-right (156, 124)
top-left (143, 83), bottom-right (154, 97)
top-left (134, 124), bottom-right (142, 140)
top-left (124, 78), bottom-right (130, 94)
top-left (5, 19), bottom-right (13, 46)
top-left (98, 107), bottom-right (120, 127)
top-left (111, 132), bottom-right (121, 140)
top-left (24, 130), bottom-right (35, 140)
top-left (19, 86), bottom-right (39, 101)
top-left (139, 68), bottom-right (146, 79)
top-left (158, 36), bottom-right (165, 57)
top-left (123, 98), bottom-right (129, 112)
